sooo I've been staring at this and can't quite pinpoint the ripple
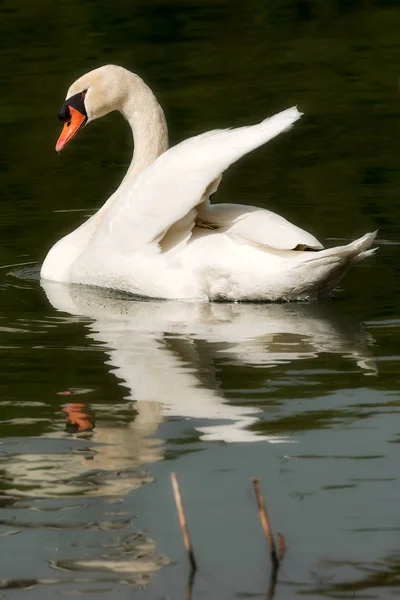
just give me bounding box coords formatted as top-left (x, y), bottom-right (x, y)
top-left (7, 264), bottom-right (40, 281)
top-left (0, 518), bottom-right (131, 531)
top-left (52, 532), bottom-right (170, 582)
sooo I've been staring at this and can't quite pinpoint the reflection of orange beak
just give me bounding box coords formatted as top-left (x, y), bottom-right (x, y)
top-left (56, 106), bottom-right (87, 152)
top-left (63, 403), bottom-right (94, 432)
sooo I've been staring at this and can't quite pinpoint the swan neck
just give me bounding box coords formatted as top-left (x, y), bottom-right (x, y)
top-left (121, 75), bottom-right (169, 179)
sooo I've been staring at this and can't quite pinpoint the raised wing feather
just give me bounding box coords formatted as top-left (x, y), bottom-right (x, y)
top-left (89, 107), bottom-right (303, 255)
top-left (196, 203), bottom-right (323, 250)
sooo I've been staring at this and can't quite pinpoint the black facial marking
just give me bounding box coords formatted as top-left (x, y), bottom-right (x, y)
top-left (57, 91), bottom-right (88, 123)
top-left (58, 104), bottom-right (71, 123)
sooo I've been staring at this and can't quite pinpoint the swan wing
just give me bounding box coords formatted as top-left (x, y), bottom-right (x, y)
top-left (196, 203), bottom-right (324, 250)
top-left (90, 107), bottom-right (303, 254)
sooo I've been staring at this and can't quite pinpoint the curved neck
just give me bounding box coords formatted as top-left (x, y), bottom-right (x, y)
top-left (120, 73), bottom-right (169, 182)
top-left (95, 74), bottom-right (168, 221)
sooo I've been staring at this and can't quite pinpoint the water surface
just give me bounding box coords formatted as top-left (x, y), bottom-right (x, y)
top-left (1, 1), bottom-right (400, 598)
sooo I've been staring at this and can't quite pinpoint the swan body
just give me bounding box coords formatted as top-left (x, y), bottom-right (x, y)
top-left (41, 65), bottom-right (377, 301)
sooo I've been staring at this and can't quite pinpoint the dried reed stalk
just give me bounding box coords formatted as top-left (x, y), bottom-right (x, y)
top-left (252, 477), bottom-right (279, 571)
top-left (171, 472), bottom-right (197, 572)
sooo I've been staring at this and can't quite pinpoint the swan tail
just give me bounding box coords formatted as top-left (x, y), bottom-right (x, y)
top-left (292, 231), bottom-right (378, 298)
top-left (351, 246), bottom-right (378, 263)
top-left (332, 230), bottom-right (377, 256)
top-left (302, 231), bottom-right (377, 263)
top-left (343, 231), bottom-right (378, 264)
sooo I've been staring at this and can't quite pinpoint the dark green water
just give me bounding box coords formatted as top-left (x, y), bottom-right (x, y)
top-left (1, 0), bottom-right (400, 598)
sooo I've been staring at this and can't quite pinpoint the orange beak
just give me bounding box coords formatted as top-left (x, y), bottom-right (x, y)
top-left (56, 106), bottom-right (87, 152)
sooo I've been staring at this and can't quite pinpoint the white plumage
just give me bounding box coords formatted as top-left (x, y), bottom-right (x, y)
top-left (41, 65), bottom-right (377, 301)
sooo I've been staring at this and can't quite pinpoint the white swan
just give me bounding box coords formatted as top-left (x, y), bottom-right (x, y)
top-left (41, 65), bottom-right (377, 301)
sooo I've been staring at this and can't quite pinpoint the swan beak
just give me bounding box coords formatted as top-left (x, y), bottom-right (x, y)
top-left (56, 106), bottom-right (87, 152)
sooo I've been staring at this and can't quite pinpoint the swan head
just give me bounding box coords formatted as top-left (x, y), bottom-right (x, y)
top-left (56, 65), bottom-right (130, 152)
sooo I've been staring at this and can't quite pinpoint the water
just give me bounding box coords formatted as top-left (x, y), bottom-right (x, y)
top-left (1, 0), bottom-right (400, 598)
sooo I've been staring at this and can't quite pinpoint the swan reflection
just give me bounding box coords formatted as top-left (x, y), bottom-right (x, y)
top-left (0, 282), bottom-right (377, 587)
top-left (43, 281), bottom-right (376, 445)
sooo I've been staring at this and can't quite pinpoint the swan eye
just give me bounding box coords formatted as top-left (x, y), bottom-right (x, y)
top-left (58, 103), bottom-right (71, 123)
top-left (57, 91), bottom-right (88, 123)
